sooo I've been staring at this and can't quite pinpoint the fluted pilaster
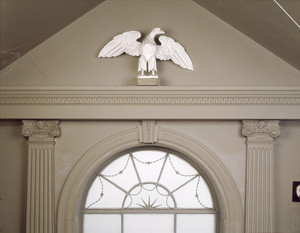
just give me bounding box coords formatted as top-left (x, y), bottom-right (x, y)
top-left (22, 120), bottom-right (60, 233)
top-left (242, 120), bottom-right (280, 233)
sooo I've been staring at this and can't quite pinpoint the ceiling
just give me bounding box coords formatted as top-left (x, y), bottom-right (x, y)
top-left (0, 0), bottom-right (299, 71)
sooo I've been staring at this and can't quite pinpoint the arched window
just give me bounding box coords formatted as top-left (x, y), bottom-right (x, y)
top-left (82, 148), bottom-right (218, 233)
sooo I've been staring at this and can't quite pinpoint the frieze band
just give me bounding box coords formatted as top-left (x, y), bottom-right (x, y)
top-left (2, 97), bottom-right (300, 105)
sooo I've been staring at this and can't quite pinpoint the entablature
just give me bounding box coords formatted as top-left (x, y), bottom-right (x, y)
top-left (1, 85), bottom-right (300, 120)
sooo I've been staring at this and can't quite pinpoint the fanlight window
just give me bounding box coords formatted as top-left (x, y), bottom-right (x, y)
top-left (83, 149), bottom-right (217, 233)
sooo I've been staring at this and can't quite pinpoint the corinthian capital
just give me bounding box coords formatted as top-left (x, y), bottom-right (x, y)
top-left (242, 120), bottom-right (280, 140)
top-left (22, 120), bottom-right (60, 141)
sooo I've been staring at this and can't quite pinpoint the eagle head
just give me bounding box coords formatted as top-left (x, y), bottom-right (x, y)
top-left (151, 28), bottom-right (165, 35)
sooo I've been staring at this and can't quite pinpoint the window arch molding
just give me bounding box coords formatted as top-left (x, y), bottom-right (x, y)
top-left (57, 127), bottom-right (243, 233)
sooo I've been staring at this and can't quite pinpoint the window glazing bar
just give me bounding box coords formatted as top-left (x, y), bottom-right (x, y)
top-left (82, 208), bottom-right (216, 215)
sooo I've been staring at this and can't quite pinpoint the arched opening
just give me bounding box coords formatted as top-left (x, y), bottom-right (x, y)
top-left (57, 128), bottom-right (243, 233)
top-left (83, 148), bottom-right (218, 233)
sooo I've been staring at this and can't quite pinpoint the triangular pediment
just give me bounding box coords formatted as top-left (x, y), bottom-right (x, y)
top-left (1, 0), bottom-right (299, 86)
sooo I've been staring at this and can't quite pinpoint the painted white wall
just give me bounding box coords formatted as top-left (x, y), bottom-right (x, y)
top-left (1, 0), bottom-right (299, 87)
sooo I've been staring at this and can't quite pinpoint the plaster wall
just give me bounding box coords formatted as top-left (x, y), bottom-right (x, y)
top-left (1, 0), bottom-right (299, 87)
top-left (54, 121), bottom-right (140, 209)
top-left (274, 124), bottom-right (300, 233)
top-left (0, 0), bottom-right (300, 232)
top-left (0, 122), bottom-right (27, 233)
top-left (54, 120), bottom-right (246, 210)
top-left (1, 121), bottom-right (300, 232)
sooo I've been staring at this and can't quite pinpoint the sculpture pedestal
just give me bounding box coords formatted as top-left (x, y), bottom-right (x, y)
top-left (137, 78), bottom-right (160, 86)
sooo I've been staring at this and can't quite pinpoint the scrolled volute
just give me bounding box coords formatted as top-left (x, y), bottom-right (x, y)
top-left (22, 120), bottom-right (60, 139)
top-left (242, 120), bottom-right (280, 139)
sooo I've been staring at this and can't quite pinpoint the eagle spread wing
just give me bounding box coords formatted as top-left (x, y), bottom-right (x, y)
top-left (99, 31), bottom-right (142, 57)
top-left (156, 36), bottom-right (193, 71)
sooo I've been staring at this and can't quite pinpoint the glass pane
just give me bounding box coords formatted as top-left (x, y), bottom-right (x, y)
top-left (124, 184), bottom-right (175, 209)
top-left (177, 214), bottom-right (216, 233)
top-left (124, 214), bottom-right (174, 233)
top-left (173, 177), bottom-right (213, 208)
top-left (85, 177), bottom-right (125, 208)
top-left (101, 154), bottom-right (139, 191)
top-left (159, 154), bottom-right (198, 191)
top-left (83, 214), bottom-right (121, 233)
top-left (168, 154), bottom-right (198, 175)
top-left (132, 151), bottom-right (167, 182)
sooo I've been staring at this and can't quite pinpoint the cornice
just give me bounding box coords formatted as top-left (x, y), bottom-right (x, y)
top-left (1, 86), bottom-right (300, 119)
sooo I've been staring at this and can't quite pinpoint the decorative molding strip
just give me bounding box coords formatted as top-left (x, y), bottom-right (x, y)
top-left (1, 86), bottom-right (300, 106)
top-left (0, 120), bottom-right (21, 126)
top-left (138, 120), bottom-right (159, 144)
top-left (1, 96), bottom-right (300, 105)
top-left (1, 87), bottom-right (300, 119)
top-left (280, 120), bottom-right (300, 126)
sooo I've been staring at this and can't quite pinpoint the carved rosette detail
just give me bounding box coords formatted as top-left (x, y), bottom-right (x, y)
top-left (242, 120), bottom-right (280, 139)
top-left (22, 120), bottom-right (60, 140)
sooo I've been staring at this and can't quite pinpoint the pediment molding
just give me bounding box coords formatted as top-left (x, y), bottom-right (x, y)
top-left (1, 86), bottom-right (300, 119)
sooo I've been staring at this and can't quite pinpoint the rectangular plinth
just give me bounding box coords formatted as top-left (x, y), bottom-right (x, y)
top-left (137, 78), bottom-right (160, 86)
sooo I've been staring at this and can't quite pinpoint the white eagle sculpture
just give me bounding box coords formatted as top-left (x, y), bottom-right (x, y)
top-left (99, 28), bottom-right (193, 79)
